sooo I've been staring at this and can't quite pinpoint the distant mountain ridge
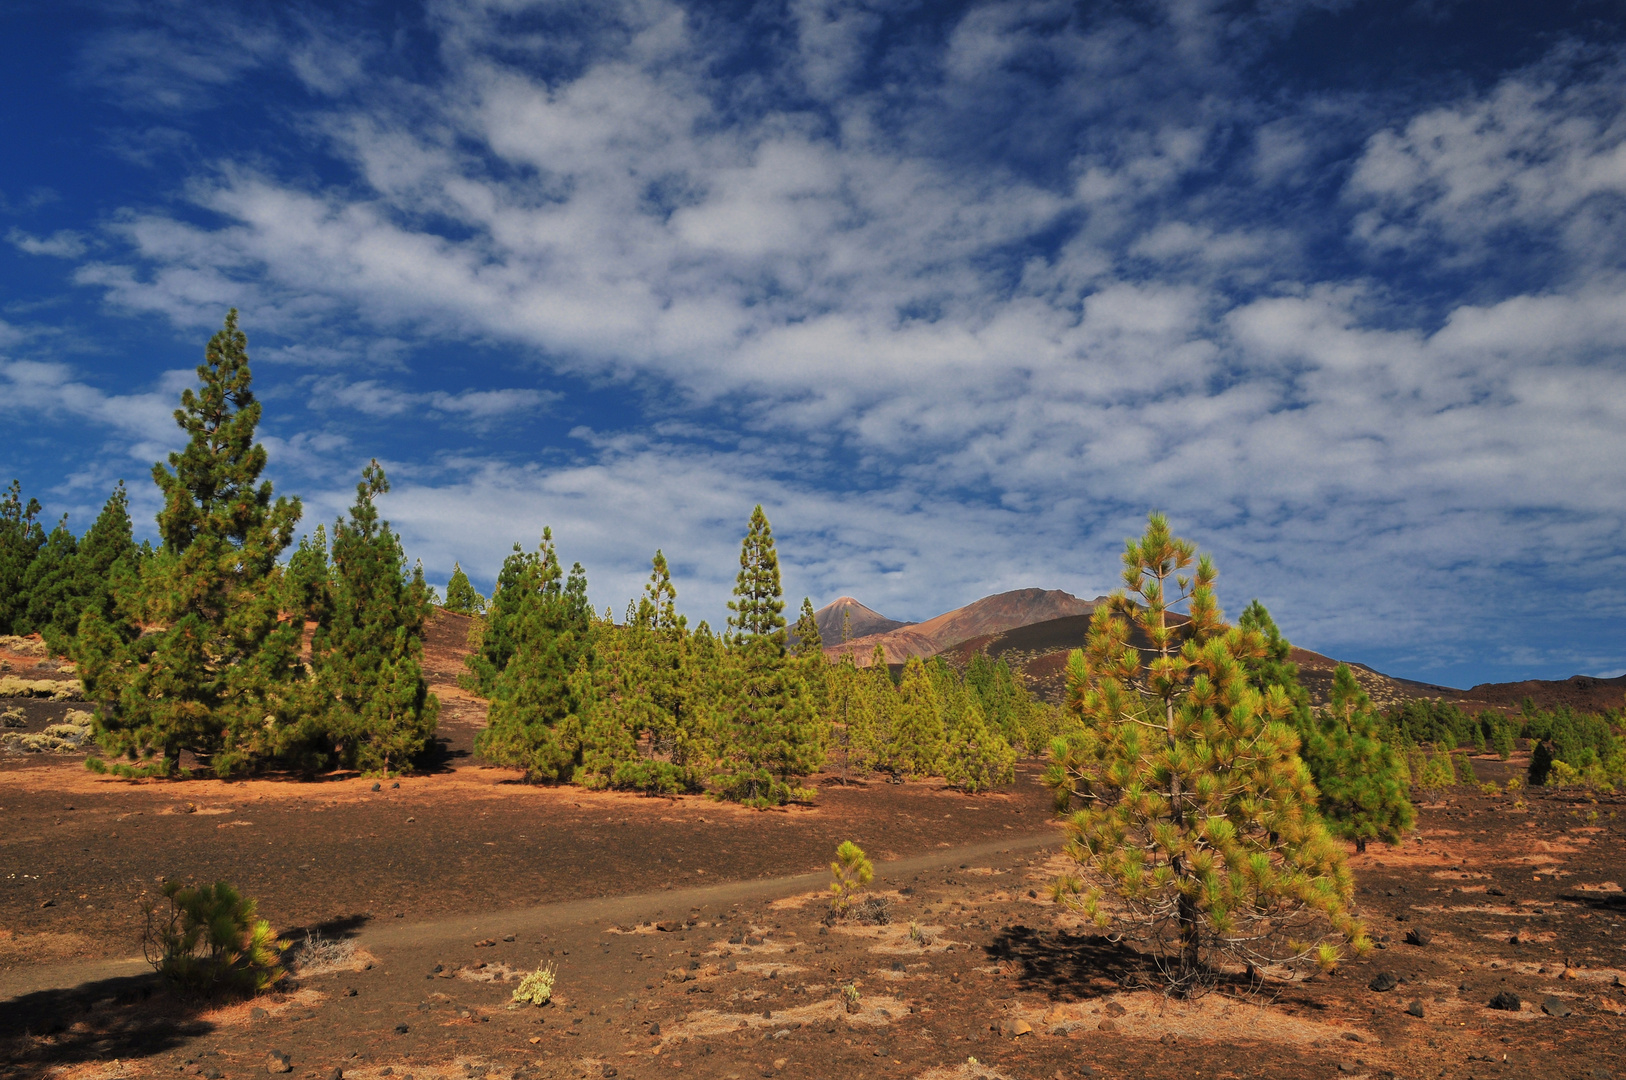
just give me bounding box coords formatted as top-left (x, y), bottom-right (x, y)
top-left (822, 588), bottom-right (1103, 666)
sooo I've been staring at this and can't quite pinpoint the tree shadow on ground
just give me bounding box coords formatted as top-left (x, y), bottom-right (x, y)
top-left (0, 971), bottom-right (213, 1080)
top-left (283, 912), bottom-right (373, 944)
top-left (984, 924), bottom-right (1150, 1000)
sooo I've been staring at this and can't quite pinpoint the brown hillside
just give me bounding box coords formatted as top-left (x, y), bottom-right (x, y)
top-left (824, 588), bottom-right (1102, 665)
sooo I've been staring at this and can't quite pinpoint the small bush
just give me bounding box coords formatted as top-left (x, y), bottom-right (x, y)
top-left (512, 962), bottom-right (557, 1006)
top-left (848, 894), bottom-right (892, 925)
top-left (829, 840), bottom-right (874, 917)
top-left (143, 880), bottom-right (286, 996)
top-left (841, 982), bottom-right (861, 1014)
top-left (289, 932), bottom-right (357, 975)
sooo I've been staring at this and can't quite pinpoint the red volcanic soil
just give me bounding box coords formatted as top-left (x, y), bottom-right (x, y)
top-left (5, 611), bottom-right (1626, 1080)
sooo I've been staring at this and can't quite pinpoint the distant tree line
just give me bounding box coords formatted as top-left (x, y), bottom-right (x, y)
top-left (452, 506), bottom-right (1045, 806)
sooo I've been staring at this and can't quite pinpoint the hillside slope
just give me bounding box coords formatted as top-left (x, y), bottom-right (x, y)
top-left (937, 612), bottom-right (1625, 714)
top-left (824, 588), bottom-right (1102, 665)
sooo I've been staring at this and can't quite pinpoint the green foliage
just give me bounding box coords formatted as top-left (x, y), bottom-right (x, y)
top-left (283, 524), bottom-right (331, 625)
top-left (142, 880), bottom-right (287, 996)
top-left (1300, 664), bottom-right (1415, 853)
top-left (1044, 513), bottom-right (1363, 991)
top-left (0, 480), bottom-right (47, 635)
top-left (942, 699), bottom-right (1017, 793)
top-left (1522, 707), bottom-right (1618, 774)
top-left (443, 562), bottom-right (486, 615)
top-left (305, 462), bottom-right (440, 775)
top-left (712, 507), bottom-right (820, 806)
top-left (1416, 745), bottom-right (1457, 791)
top-left (76, 311), bottom-right (305, 778)
top-left (1386, 698), bottom-right (1479, 749)
top-left (962, 651), bottom-right (1056, 754)
top-left (889, 656), bottom-right (945, 778)
top-left (473, 530), bottom-right (594, 782)
top-left (829, 840), bottom-right (874, 916)
top-left (1528, 740), bottom-right (1555, 787)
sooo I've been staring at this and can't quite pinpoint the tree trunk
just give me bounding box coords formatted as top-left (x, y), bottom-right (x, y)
top-left (1355, 837), bottom-right (1367, 854)
top-left (1177, 889), bottom-right (1201, 986)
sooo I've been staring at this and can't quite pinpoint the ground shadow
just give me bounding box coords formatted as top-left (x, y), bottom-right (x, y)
top-left (0, 971), bottom-right (214, 1080)
top-left (984, 924), bottom-right (1149, 1000)
top-left (282, 912), bottom-right (373, 944)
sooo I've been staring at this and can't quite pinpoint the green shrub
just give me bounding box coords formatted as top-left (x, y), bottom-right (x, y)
top-left (142, 880), bottom-right (286, 996)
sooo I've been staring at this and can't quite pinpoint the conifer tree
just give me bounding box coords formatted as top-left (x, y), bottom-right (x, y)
top-left (77, 310), bottom-right (303, 777)
top-left (890, 656), bottom-right (945, 778)
top-left (305, 461), bottom-right (439, 774)
top-left (793, 596), bottom-right (831, 750)
top-left (0, 480), bottom-right (46, 634)
top-left (942, 699), bottom-right (1016, 793)
top-left (442, 562), bottom-right (485, 615)
top-left (283, 524), bottom-right (331, 625)
top-left (68, 482), bottom-right (141, 636)
top-left (20, 515), bottom-right (77, 642)
top-left (850, 643), bottom-right (897, 772)
top-left (713, 506), bottom-right (819, 806)
top-left (472, 530), bottom-right (594, 781)
top-left (1302, 664), bottom-right (1415, 853)
top-left (1045, 513), bottom-right (1363, 991)
top-left (1237, 600), bottom-right (1312, 725)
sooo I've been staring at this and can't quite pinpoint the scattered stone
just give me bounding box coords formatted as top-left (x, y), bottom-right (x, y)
top-left (1404, 927), bottom-right (1432, 947)
top-left (394, 1023), bottom-right (409, 1034)
top-left (1097, 1018), bottom-right (1117, 1032)
top-left (1369, 972), bottom-right (1398, 993)
top-left (474, 938), bottom-right (496, 947)
top-left (1337, 1063), bottom-right (1358, 1074)
top-left (344, 988), bottom-right (357, 997)
top-left (1406, 1000), bottom-right (1425, 1018)
top-left (1541, 995), bottom-right (1573, 1018)
top-left (371, 783), bottom-right (381, 792)
top-left (1487, 886), bottom-right (1505, 896)
top-left (1488, 991), bottom-right (1521, 1012)
top-left (327, 1069), bottom-right (343, 1080)
top-left (601, 1067), bottom-right (617, 1079)
top-left (39, 899), bottom-right (54, 909)
top-left (503, 935), bottom-right (516, 942)
top-left (647, 1023), bottom-right (660, 1037)
top-left (997, 1018), bottom-right (1032, 1037)
top-left (266, 1051), bottom-right (292, 1074)
top-left (251, 1007), bottom-right (268, 1020)
top-left (1102, 1001), bottom-right (1127, 1017)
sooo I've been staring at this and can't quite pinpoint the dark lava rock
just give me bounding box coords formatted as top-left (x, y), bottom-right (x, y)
top-left (1404, 927), bottom-right (1432, 947)
top-left (1487, 886), bottom-right (1506, 897)
top-left (371, 783), bottom-right (381, 792)
top-left (647, 1023), bottom-right (660, 1037)
top-left (1488, 991), bottom-right (1521, 1011)
top-left (1103, 1001), bottom-right (1127, 1017)
top-left (327, 1070), bottom-right (343, 1080)
top-left (394, 1023), bottom-right (409, 1034)
top-left (1541, 995), bottom-right (1573, 1018)
top-left (1406, 1000), bottom-right (1425, 1018)
top-left (601, 1068), bottom-right (618, 1079)
top-left (1368, 972), bottom-right (1398, 993)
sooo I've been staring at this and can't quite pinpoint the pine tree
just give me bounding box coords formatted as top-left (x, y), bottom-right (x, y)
top-left (472, 530), bottom-right (594, 782)
top-left (713, 506), bottom-right (819, 806)
top-left (849, 643), bottom-right (897, 773)
top-left (77, 310), bottom-right (304, 777)
top-left (793, 597), bottom-right (832, 753)
top-left (942, 699), bottom-right (1016, 793)
top-left (69, 482), bottom-right (141, 636)
top-left (890, 656), bottom-right (945, 778)
top-left (1045, 513), bottom-right (1363, 991)
top-left (1302, 664), bottom-right (1415, 853)
top-left (306, 461), bottom-right (439, 775)
top-left (1237, 600), bottom-right (1312, 724)
top-left (283, 524), bottom-right (331, 625)
top-left (0, 480), bottom-right (46, 635)
top-left (20, 515), bottom-right (77, 643)
top-left (442, 562), bottom-right (485, 615)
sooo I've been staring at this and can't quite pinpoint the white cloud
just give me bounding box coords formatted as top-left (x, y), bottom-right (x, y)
top-left (32, 2), bottom-right (1626, 679)
top-left (8, 229), bottom-right (91, 258)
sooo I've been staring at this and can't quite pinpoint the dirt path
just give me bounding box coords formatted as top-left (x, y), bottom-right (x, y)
top-left (0, 832), bottom-right (1055, 1001)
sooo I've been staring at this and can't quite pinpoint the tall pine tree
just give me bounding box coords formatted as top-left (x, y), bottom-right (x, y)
top-left (78, 310), bottom-right (303, 777)
top-left (306, 461), bottom-right (440, 775)
top-left (890, 656), bottom-right (945, 778)
top-left (472, 530), bottom-right (594, 781)
top-left (713, 506), bottom-right (820, 806)
top-left (0, 481), bottom-right (46, 635)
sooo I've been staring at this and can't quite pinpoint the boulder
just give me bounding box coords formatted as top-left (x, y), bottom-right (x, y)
top-left (1488, 991), bottom-right (1521, 1011)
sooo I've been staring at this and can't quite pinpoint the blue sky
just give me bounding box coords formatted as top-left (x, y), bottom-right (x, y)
top-left (2, 0), bottom-right (1624, 687)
